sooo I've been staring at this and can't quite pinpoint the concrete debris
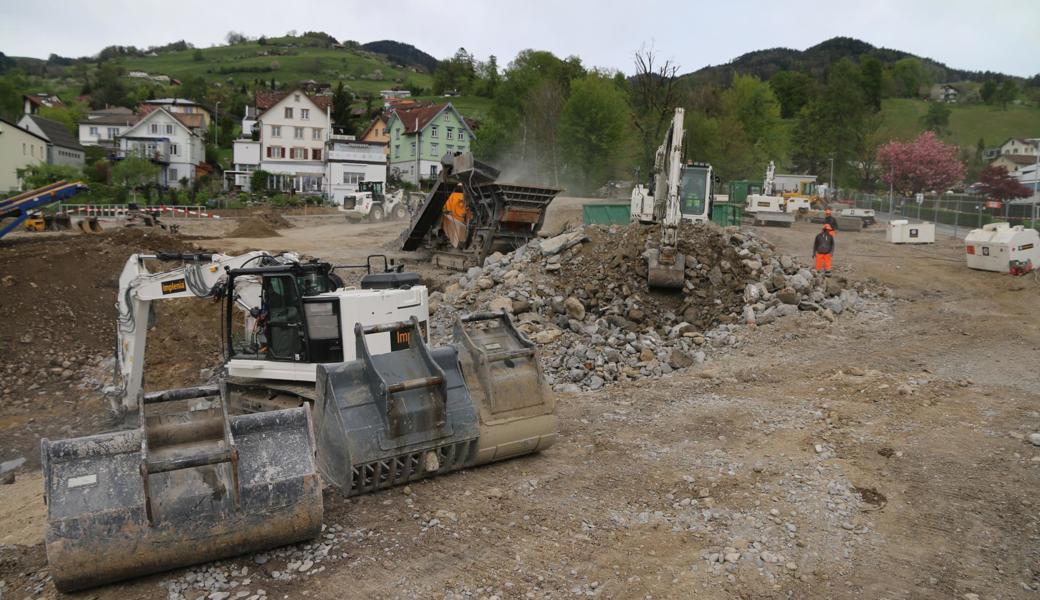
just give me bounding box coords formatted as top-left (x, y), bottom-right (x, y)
top-left (428, 222), bottom-right (876, 392)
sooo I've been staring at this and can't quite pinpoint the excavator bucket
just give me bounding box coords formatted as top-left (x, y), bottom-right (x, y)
top-left (76, 217), bottom-right (101, 233)
top-left (452, 312), bottom-right (556, 464)
top-left (41, 385), bottom-right (323, 592)
top-left (312, 317), bottom-right (480, 495)
top-left (647, 248), bottom-right (686, 289)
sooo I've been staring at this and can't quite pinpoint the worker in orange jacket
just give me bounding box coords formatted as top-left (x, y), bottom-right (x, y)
top-left (441, 183), bottom-right (470, 248)
top-left (812, 224), bottom-right (835, 276)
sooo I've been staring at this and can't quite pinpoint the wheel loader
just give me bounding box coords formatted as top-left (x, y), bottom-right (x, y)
top-left (42, 250), bottom-right (557, 591)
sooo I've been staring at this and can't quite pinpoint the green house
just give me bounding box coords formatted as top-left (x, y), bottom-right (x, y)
top-left (385, 103), bottom-right (476, 184)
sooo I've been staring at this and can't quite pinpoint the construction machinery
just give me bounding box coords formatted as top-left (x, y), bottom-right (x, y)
top-left (744, 162), bottom-right (795, 227)
top-left (887, 220), bottom-right (934, 244)
top-left (43, 249), bottom-right (558, 589)
top-left (23, 211), bottom-right (72, 232)
top-left (401, 152), bottom-right (562, 270)
top-left (629, 107), bottom-right (714, 288)
top-left (338, 181), bottom-right (409, 222)
top-left (0, 181), bottom-right (87, 239)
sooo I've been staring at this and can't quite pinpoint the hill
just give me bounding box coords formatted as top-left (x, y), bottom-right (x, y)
top-left (681, 36), bottom-right (1012, 87)
top-left (360, 41), bottom-right (438, 73)
top-left (878, 98), bottom-right (1040, 148)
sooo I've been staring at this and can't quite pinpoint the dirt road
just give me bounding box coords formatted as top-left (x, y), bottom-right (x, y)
top-left (1, 217), bottom-right (1038, 599)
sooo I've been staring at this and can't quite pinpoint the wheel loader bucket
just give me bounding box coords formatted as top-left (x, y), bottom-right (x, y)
top-left (312, 317), bottom-right (479, 495)
top-left (647, 248), bottom-right (685, 289)
top-left (452, 312), bottom-right (557, 465)
top-left (41, 384), bottom-right (323, 592)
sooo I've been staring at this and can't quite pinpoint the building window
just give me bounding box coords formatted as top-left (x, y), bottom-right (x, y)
top-left (430, 125), bottom-right (438, 138)
top-left (430, 142), bottom-right (439, 156)
top-left (312, 149), bottom-right (321, 160)
top-left (430, 164), bottom-right (438, 177)
top-left (285, 107), bottom-right (294, 119)
top-left (301, 108), bottom-right (309, 120)
top-left (108, 127), bottom-right (118, 138)
top-left (271, 125), bottom-right (281, 138)
top-left (457, 130), bottom-right (464, 140)
top-left (395, 128), bottom-right (400, 140)
top-left (166, 124), bottom-right (173, 134)
top-left (170, 168), bottom-right (178, 181)
top-left (22, 143), bottom-right (26, 155)
top-left (342, 172), bottom-right (364, 185)
top-left (446, 127), bottom-right (453, 139)
top-left (410, 142), bottom-right (416, 156)
top-left (312, 128), bottom-right (321, 140)
top-left (151, 124), bottom-right (159, 134)
top-left (266, 146), bottom-right (286, 158)
top-left (294, 94), bottom-right (301, 102)
top-left (89, 126), bottom-right (98, 136)
top-left (294, 127), bottom-right (304, 139)
top-left (394, 145), bottom-right (400, 158)
top-left (447, 144), bottom-right (454, 153)
top-left (171, 143), bottom-right (179, 156)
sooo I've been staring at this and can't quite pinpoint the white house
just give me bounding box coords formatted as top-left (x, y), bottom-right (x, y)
top-left (998, 138), bottom-right (1038, 157)
top-left (0, 117), bottom-right (47, 192)
top-left (17, 114), bottom-right (85, 168)
top-left (255, 89), bottom-right (332, 194)
top-left (79, 107), bottom-right (138, 150)
top-left (325, 135), bottom-right (387, 205)
top-left (226, 139), bottom-right (262, 191)
top-left (116, 107), bottom-right (205, 188)
top-left (140, 98), bottom-right (212, 128)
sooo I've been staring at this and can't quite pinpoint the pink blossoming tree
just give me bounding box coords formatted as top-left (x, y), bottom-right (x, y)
top-left (876, 131), bottom-right (965, 195)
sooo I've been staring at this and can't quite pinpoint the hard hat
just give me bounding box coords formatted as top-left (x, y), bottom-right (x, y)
top-left (823, 224), bottom-right (833, 231)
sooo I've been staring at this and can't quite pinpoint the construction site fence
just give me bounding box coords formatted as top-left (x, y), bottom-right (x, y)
top-left (56, 204), bottom-right (220, 219)
top-left (847, 192), bottom-right (1040, 233)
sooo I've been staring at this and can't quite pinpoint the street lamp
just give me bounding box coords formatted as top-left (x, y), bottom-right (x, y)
top-left (828, 156), bottom-right (835, 202)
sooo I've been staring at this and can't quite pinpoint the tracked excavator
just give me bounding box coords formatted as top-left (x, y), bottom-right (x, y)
top-left (629, 107), bottom-right (714, 289)
top-left (42, 250), bottom-right (556, 591)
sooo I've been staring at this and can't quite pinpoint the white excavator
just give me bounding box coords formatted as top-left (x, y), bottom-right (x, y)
top-left (630, 107), bottom-right (715, 288)
top-left (42, 250), bottom-right (556, 592)
top-left (744, 161), bottom-right (795, 227)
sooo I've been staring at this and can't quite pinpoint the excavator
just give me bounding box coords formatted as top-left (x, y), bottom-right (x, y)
top-left (629, 107), bottom-right (714, 289)
top-left (42, 250), bottom-right (556, 591)
top-left (743, 161), bottom-right (796, 227)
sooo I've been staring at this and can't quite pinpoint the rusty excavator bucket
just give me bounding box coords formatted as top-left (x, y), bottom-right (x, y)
top-left (76, 217), bottom-right (101, 233)
top-left (451, 312), bottom-right (557, 464)
top-left (647, 246), bottom-right (686, 289)
top-left (41, 384), bottom-right (323, 592)
top-left (313, 317), bottom-right (480, 495)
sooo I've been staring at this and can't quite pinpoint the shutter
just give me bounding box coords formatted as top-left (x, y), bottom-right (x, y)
top-left (266, 146), bottom-right (272, 158)
top-left (313, 149), bottom-right (321, 160)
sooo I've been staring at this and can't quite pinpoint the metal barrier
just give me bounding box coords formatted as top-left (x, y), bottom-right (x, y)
top-left (58, 204), bottom-right (221, 219)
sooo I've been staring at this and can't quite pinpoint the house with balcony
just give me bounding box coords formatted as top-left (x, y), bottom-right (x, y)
top-left (78, 107), bottom-right (139, 150)
top-left (360, 115), bottom-right (390, 157)
top-left (325, 135), bottom-right (387, 205)
top-left (385, 103), bottom-right (475, 185)
top-left (255, 89), bottom-right (332, 194)
top-left (139, 98), bottom-right (213, 128)
top-left (116, 107), bottom-right (205, 188)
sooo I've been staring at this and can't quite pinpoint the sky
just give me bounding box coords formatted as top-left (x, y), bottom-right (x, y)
top-left (1, 0), bottom-right (1037, 77)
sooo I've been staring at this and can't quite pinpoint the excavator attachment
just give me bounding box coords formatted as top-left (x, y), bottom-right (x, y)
top-left (313, 317), bottom-right (479, 495)
top-left (76, 217), bottom-right (101, 233)
top-left (41, 385), bottom-right (323, 592)
top-left (647, 248), bottom-right (686, 289)
top-left (452, 312), bottom-right (557, 464)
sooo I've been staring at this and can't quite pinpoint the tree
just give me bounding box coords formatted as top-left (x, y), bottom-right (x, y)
top-left (860, 55), bottom-right (883, 111)
top-left (16, 163), bottom-right (82, 189)
top-left (995, 80), bottom-right (1018, 109)
top-left (876, 131), bottom-right (965, 195)
top-left (768, 71), bottom-right (816, 119)
top-left (892, 57), bottom-right (928, 98)
top-left (720, 74), bottom-right (785, 167)
top-left (193, 49), bottom-right (205, 62)
top-left (226, 31), bottom-right (247, 45)
top-left (791, 59), bottom-right (870, 183)
top-left (432, 48), bottom-right (476, 95)
top-left (39, 102), bottom-right (88, 135)
top-left (559, 74), bottom-right (629, 192)
top-left (111, 158), bottom-right (160, 191)
top-left (920, 101), bottom-right (951, 134)
top-left (627, 47), bottom-right (681, 177)
top-left (0, 76), bottom-right (21, 120)
top-left (980, 80), bottom-right (998, 104)
top-left (977, 165), bottom-right (1032, 201)
top-left (91, 62), bottom-right (130, 109)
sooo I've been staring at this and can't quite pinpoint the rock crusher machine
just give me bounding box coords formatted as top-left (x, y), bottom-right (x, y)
top-left (401, 152), bottom-right (562, 270)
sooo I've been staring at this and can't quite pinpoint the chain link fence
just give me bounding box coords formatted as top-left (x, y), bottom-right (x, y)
top-left (848, 191), bottom-right (1040, 236)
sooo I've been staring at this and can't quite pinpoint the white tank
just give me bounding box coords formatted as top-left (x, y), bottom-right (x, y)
top-left (965, 223), bottom-right (1040, 273)
top-left (887, 220), bottom-right (935, 244)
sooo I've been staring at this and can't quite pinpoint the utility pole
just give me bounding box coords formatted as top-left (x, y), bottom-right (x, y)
top-left (888, 165), bottom-right (894, 216)
top-left (829, 156), bottom-right (835, 203)
top-left (415, 117), bottom-right (420, 187)
top-left (214, 102), bottom-right (221, 147)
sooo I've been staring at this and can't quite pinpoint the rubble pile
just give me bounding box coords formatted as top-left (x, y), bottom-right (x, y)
top-left (428, 222), bottom-right (873, 392)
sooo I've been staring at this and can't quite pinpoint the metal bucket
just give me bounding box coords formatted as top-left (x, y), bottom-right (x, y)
top-left (312, 317), bottom-right (479, 495)
top-left (42, 386), bottom-right (323, 592)
top-left (647, 248), bottom-right (686, 289)
top-left (452, 312), bottom-right (557, 465)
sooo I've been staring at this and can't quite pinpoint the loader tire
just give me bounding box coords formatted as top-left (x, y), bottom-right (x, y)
top-left (370, 205), bottom-right (385, 222)
top-left (392, 205), bottom-right (407, 220)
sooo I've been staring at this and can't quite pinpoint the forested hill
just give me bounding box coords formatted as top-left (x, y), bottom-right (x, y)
top-left (359, 40), bottom-right (438, 73)
top-left (681, 36), bottom-right (1017, 86)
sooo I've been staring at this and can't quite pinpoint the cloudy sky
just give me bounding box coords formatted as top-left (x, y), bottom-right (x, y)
top-left (1, 0), bottom-right (1037, 77)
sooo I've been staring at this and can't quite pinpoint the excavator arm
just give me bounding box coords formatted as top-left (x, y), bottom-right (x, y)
top-left (647, 107), bottom-right (687, 289)
top-left (108, 250), bottom-right (292, 413)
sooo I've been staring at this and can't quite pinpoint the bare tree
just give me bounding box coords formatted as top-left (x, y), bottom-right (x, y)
top-left (627, 46), bottom-right (681, 176)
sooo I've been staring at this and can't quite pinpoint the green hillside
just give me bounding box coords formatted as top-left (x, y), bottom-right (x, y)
top-left (118, 41), bottom-right (431, 95)
top-left (879, 98), bottom-right (1040, 148)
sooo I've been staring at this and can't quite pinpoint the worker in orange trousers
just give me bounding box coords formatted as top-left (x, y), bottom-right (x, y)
top-left (813, 223), bottom-right (835, 275)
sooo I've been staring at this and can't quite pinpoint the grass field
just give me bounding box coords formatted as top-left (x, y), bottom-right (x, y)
top-left (879, 98), bottom-right (1040, 149)
top-left (117, 41), bottom-right (432, 95)
top-left (410, 95), bottom-right (494, 121)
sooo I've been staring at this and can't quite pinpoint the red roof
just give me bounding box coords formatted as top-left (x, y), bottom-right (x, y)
top-left (24, 94), bottom-right (65, 109)
top-left (390, 103), bottom-right (454, 134)
top-left (172, 113), bottom-right (206, 129)
top-left (255, 89), bottom-right (331, 113)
